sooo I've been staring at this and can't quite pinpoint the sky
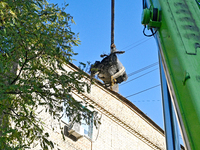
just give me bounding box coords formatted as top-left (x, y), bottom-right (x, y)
top-left (49, 0), bottom-right (163, 129)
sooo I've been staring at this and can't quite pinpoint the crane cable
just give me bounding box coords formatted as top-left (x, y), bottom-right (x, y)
top-left (110, 0), bottom-right (116, 52)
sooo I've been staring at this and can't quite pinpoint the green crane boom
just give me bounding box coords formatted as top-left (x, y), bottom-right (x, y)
top-left (141, 0), bottom-right (200, 149)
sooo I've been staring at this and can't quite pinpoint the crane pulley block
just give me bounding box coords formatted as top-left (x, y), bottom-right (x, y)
top-left (141, 6), bottom-right (161, 29)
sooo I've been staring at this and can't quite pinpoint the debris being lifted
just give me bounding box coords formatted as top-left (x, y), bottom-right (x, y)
top-left (90, 0), bottom-right (128, 91)
top-left (90, 44), bottom-right (128, 89)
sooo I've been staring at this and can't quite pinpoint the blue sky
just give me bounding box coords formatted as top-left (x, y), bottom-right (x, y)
top-left (49, 0), bottom-right (163, 129)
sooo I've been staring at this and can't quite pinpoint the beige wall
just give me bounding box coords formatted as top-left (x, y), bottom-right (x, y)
top-left (30, 64), bottom-right (166, 150)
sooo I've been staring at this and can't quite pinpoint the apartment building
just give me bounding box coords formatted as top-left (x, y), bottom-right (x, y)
top-left (31, 63), bottom-right (166, 150)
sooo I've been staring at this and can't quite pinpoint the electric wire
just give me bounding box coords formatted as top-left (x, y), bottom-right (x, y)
top-left (125, 84), bottom-right (161, 99)
top-left (127, 62), bottom-right (158, 77)
top-left (123, 38), bottom-right (152, 52)
top-left (120, 38), bottom-right (152, 51)
top-left (120, 68), bottom-right (158, 86)
top-left (132, 100), bottom-right (160, 103)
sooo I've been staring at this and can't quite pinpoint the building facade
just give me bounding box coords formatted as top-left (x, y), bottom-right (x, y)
top-left (31, 63), bottom-right (167, 150)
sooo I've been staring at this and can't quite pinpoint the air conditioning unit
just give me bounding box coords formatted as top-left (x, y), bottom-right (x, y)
top-left (64, 123), bottom-right (84, 141)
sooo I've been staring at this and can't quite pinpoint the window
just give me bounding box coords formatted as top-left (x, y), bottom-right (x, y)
top-left (62, 104), bottom-right (93, 140)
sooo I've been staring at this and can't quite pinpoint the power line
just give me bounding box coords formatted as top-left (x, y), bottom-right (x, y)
top-left (120, 68), bottom-right (158, 86)
top-left (132, 100), bottom-right (160, 103)
top-left (125, 84), bottom-right (161, 99)
top-left (123, 38), bottom-right (152, 52)
top-left (120, 38), bottom-right (150, 50)
top-left (127, 62), bottom-right (158, 77)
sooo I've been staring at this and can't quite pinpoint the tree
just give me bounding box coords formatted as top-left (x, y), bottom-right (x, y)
top-left (0, 0), bottom-right (94, 149)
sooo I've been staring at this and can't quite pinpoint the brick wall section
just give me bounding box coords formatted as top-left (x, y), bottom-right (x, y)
top-left (30, 63), bottom-right (167, 150)
top-left (91, 115), bottom-right (160, 150)
top-left (83, 83), bottom-right (166, 149)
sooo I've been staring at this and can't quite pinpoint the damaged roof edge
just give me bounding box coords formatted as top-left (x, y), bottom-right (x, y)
top-left (67, 62), bottom-right (164, 135)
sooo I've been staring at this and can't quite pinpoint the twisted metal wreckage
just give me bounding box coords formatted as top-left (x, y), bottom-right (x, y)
top-left (90, 44), bottom-right (128, 89)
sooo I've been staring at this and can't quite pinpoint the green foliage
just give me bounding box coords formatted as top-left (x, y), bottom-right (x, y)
top-left (0, 0), bottom-right (94, 149)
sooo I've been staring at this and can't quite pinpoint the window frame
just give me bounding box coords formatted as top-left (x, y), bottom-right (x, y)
top-left (62, 103), bottom-right (94, 139)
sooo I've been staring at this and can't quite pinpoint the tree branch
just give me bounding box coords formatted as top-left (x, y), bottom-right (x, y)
top-left (3, 91), bottom-right (22, 94)
top-left (10, 51), bottom-right (28, 85)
